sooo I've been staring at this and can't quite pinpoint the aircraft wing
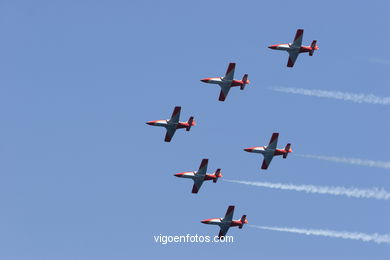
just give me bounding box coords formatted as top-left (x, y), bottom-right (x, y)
top-left (223, 63), bottom-right (235, 81)
top-left (287, 51), bottom-right (299, 67)
top-left (218, 225), bottom-right (230, 238)
top-left (168, 106), bottom-right (181, 124)
top-left (191, 159), bottom-right (208, 193)
top-left (196, 159), bottom-right (208, 176)
top-left (261, 153), bottom-right (274, 169)
top-left (222, 205), bottom-right (235, 222)
top-left (164, 126), bottom-right (177, 142)
top-left (291, 29), bottom-right (303, 47)
top-left (218, 86), bottom-right (231, 101)
top-left (191, 179), bottom-right (204, 193)
top-left (266, 132), bottom-right (279, 150)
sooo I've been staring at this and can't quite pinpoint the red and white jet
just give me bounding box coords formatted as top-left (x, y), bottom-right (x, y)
top-left (201, 63), bottom-right (249, 101)
top-left (244, 132), bottom-right (292, 170)
top-left (146, 106), bottom-right (195, 142)
top-left (268, 29), bottom-right (319, 67)
top-left (201, 205), bottom-right (248, 239)
top-left (174, 159), bottom-right (222, 194)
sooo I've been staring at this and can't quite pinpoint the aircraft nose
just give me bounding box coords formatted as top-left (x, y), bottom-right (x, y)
top-left (244, 148), bottom-right (252, 152)
top-left (200, 78), bottom-right (208, 83)
top-left (146, 121), bottom-right (153, 125)
top-left (174, 173), bottom-right (181, 177)
top-left (201, 220), bottom-right (208, 224)
top-left (268, 45), bottom-right (277, 49)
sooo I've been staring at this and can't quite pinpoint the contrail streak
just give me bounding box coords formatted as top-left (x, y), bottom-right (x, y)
top-left (249, 225), bottom-right (390, 244)
top-left (270, 86), bottom-right (390, 105)
top-left (369, 57), bottom-right (390, 65)
top-left (296, 154), bottom-right (390, 170)
top-left (224, 180), bottom-right (390, 200)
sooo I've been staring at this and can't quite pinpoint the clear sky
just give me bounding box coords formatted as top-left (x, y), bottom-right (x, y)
top-left (0, 0), bottom-right (389, 259)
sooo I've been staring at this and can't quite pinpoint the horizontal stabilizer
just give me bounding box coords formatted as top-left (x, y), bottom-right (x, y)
top-left (186, 116), bottom-right (195, 131)
top-left (283, 143), bottom-right (292, 158)
top-left (241, 74), bottom-right (249, 90)
top-left (309, 40), bottom-right (317, 56)
top-left (239, 215), bottom-right (247, 229)
top-left (213, 168), bottom-right (222, 183)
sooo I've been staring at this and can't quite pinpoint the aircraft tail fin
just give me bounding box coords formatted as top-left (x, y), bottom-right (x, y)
top-left (239, 215), bottom-right (248, 229)
top-left (213, 168), bottom-right (222, 183)
top-left (283, 143), bottom-right (292, 158)
top-left (240, 74), bottom-right (249, 90)
top-left (309, 40), bottom-right (317, 56)
top-left (186, 116), bottom-right (195, 131)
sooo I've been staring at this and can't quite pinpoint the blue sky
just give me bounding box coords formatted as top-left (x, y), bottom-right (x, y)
top-left (0, 0), bottom-right (389, 259)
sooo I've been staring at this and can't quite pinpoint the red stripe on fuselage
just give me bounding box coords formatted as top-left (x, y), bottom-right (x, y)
top-left (274, 149), bottom-right (288, 156)
top-left (176, 122), bottom-right (189, 129)
top-left (204, 174), bottom-right (216, 181)
top-left (299, 45), bottom-right (319, 53)
top-left (230, 220), bottom-right (244, 227)
top-left (231, 80), bottom-right (244, 87)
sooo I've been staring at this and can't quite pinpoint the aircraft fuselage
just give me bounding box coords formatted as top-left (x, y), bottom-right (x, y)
top-left (244, 146), bottom-right (290, 156)
top-left (201, 218), bottom-right (245, 227)
top-left (174, 171), bottom-right (218, 181)
top-left (268, 43), bottom-right (318, 53)
top-left (146, 120), bottom-right (190, 129)
top-left (201, 77), bottom-right (246, 87)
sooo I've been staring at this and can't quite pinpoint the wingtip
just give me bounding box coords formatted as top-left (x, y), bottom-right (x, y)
top-left (192, 186), bottom-right (199, 194)
top-left (261, 161), bottom-right (268, 170)
top-left (218, 91), bottom-right (226, 101)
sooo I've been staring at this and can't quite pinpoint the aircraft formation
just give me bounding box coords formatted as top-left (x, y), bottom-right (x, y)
top-left (146, 29), bottom-right (318, 238)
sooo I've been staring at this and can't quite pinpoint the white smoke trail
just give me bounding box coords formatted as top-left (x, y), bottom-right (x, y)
top-left (270, 86), bottom-right (390, 105)
top-left (369, 57), bottom-right (390, 65)
top-left (249, 225), bottom-right (390, 244)
top-left (296, 154), bottom-right (390, 170)
top-left (224, 179), bottom-right (390, 200)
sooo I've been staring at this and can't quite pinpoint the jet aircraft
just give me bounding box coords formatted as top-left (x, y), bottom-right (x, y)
top-left (201, 63), bottom-right (249, 101)
top-left (268, 29), bottom-right (318, 67)
top-left (174, 159), bottom-right (222, 194)
top-left (201, 205), bottom-right (248, 239)
top-left (244, 132), bottom-right (292, 170)
top-left (146, 106), bottom-right (195, 142)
